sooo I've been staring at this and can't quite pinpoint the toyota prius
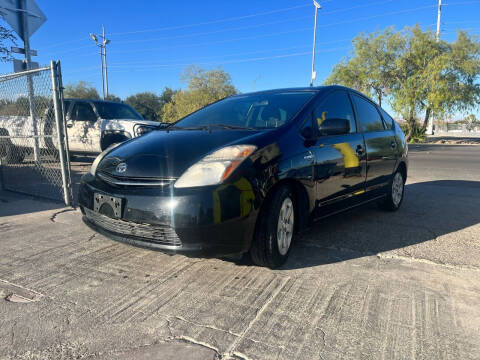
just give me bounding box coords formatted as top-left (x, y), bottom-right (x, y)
top-left (79, 86), bottom-right (408, 268)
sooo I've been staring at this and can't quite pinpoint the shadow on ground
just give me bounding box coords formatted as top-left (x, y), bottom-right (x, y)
top-left (278, 180), bottom-right (480, 269)
top-left (0, 190), bottom-right (66, 217)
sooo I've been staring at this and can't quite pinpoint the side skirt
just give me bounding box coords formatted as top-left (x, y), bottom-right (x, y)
top-left (312, 194), bottom-right (386, 222)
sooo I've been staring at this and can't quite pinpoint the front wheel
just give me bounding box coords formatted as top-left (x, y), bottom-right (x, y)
top-left (379, 170), bottom-right (405, 211)
top-left (250, 185), bottom-right (295, 268)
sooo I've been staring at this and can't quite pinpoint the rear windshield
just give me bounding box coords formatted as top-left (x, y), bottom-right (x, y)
top-left (94, 101), bottom-right (143, 120)
top-left (174, 92), bottom-right (315, 129)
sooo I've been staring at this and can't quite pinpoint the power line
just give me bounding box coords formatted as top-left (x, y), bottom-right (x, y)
top-left (111, 0), bottom-right (395, 38)
top-left (41, 0), bottom-right (396, 52)
top-left (41, 3), bottom-right (310, 50)
top-left (107, 46), bottom-right (351, 73)
top-left (113, 15), bottom-right (313, 45)
top-left (72, 3), bottom-right (443, 58)
top-left (109, 41), bottom-right (353, 67)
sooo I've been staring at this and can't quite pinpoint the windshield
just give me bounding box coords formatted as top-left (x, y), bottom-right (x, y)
top-left (94, 102), bottom-right (143, 120)
top-left (174, 92), bottom-right (315, 129)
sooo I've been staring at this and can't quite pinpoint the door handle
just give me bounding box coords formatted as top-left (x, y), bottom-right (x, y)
top-left (304, 152), bottom-right (314, 162)
top-left (66, 123), bottom-right (73, 128)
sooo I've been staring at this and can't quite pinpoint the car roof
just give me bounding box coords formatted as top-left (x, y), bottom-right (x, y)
top-left (230, 85), bottom-right (368, 98)
top-left (64, 98), bottom-right (123, 104)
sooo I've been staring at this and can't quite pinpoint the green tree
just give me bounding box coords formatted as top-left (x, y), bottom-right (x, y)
top-left (64, 81), bottom-right (100, 99)
top-left (391, 27), bottom-right (480, 139)
top-left (162, 65), bottom-right (237, 123)
top-left (325, 26), bottom-right (480, 141)
top-left (325, 27), bottom-right (404, 106)
top-left (105, 94), bottom-right (121, 102)
top-left (125, 88), bottom-right (176, 121)
top-left (0, 24), bottom-right (16, 62)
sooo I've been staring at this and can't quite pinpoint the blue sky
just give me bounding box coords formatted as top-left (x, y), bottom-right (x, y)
top-left (1, 0), bottom-right (479, 117)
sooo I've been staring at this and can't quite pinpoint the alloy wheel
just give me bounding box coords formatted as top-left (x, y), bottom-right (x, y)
top-left (392, 172), bottom-right (404, 207)
top-left (277, 197), bottom-right (294, 256)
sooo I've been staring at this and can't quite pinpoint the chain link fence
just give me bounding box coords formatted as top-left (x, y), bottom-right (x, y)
top-left (0, 61), bottom-right (72, 205)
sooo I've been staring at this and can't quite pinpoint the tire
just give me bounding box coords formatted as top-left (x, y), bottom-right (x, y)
top-left (0, 138), bottom-right (24, 164)
top-left (250, 185), bottom-right (295, 268)
top-left (379, 170), bottom-right (405, 211)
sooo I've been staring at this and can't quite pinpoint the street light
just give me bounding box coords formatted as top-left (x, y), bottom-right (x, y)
top-left (310, 0), bottom-right (321, 87)
top-left (90, 25), bottom-right (110, 99)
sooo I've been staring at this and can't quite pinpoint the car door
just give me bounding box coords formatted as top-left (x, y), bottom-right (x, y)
top-left (67, 101), bottom-right (102, 153)
top-left (350, 94), bottom-right (398, 193)
top-left (305, 90), bottom-right (367, 206)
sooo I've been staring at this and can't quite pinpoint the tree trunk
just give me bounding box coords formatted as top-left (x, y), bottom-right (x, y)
top-left (422, 107), bottom-right (431, 130)
top-left (405, 107), bottom-right (415, 142)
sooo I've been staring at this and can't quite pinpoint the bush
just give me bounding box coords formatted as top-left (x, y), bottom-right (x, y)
top-left (399, 122), bottom-right (426, 143)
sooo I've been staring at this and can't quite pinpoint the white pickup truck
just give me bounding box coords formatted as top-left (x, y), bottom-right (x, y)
top-left (0, 98), bottom-right (161, 163)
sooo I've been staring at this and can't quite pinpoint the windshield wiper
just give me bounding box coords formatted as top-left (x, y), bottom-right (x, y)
top-left (165, 125), bottom-right (210, 132)
top-left (208, 124), bottom-right (257, 130)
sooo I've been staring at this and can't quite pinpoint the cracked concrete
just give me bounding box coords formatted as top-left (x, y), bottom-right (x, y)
top-left (0, 144), bottom-right (480, 359)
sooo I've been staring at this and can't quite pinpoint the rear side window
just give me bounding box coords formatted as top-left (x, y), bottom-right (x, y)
top-left (71, 102), bottom-right (97, 122)
top-left (313, 91), bottom-right (356, 133)
top-left (379, 107), bottom-right (394, 130)
top-left (351, 95), bottom-right (385, 132)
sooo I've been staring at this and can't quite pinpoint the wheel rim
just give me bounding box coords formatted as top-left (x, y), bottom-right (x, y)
top-left (392, 172), bottom-right (404, 207)
top-left (277, 197), bottom-right (294, 256)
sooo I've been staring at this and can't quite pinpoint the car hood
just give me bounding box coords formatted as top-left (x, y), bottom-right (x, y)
top-left (97, 128), bottom-right (265, 178)
top-left (103, 118), bottom-right (159, 129)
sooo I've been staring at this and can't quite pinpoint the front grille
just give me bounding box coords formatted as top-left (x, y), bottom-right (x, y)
top-left (84, 208), bottom-right (181, 247)
top-left (97, 171), bottom-right (176, 187)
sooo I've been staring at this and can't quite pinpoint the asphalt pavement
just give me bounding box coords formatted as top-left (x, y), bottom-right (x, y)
top-left (0, 144), bottom-right (479, 360)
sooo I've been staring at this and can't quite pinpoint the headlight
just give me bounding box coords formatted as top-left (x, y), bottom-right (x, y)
top-left (89, 142), bottom-right (122, 176)
top-left (174, 145), bottom-right (257, 188)
top-left (135, 125), bottom-right (155, 137)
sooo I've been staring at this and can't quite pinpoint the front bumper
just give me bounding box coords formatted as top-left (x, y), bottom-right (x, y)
top-left (78, 173), bottom-right (259, 257)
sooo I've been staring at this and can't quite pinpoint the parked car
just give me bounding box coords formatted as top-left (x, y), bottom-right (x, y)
top-left (78, 86), bottom-right (408, 268)
top-left (0, 98), bottom-right (160, 164)
top-left (64, 98), bottom-right (160, 154)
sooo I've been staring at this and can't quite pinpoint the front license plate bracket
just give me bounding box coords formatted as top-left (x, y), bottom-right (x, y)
top-left (94, 193), bottom-right (123, 218)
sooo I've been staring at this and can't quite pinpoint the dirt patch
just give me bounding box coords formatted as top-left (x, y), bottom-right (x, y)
top-left (425, 136), bottom-right (480, 145)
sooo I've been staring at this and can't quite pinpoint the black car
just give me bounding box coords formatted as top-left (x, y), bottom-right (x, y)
top-left (79, 86), bottom-right (408, 268)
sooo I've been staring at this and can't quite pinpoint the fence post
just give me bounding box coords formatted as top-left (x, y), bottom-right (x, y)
top-left (50, 60), bottom-right (71, 206)
top-left (55, 60), bottom-right (73, 194)
top-left (0, 158), bottom-right (4, 191)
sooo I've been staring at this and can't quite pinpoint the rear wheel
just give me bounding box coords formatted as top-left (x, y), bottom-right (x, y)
top-left (0, 137), bottom-right (24, 164)
top-left (250, 185), bottom-right (295, 268)
top-left (379, 170), bottom-right (405, 211)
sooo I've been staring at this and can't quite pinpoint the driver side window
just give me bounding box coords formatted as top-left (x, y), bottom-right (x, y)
top-left (313, 91), bottom-right (356, 134)
top-left (71, 102), bottom-right (97, 122)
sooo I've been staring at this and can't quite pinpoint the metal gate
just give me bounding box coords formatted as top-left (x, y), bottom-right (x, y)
top-left (0, 61), bottom-right (72, 205)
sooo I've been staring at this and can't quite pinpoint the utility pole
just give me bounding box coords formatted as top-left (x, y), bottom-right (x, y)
top-left (428, 0), bottom-right (443, 135)
top-left (436, 0), bottom-right (442, 42)
top-left (310, 0), bottom-right (321, 87)
top-left (102, 25), bottom-right (109, 99)
top-left (19, 0), bottom-right (39, 163)
top-left (90, 25), bottom-right (110, 99)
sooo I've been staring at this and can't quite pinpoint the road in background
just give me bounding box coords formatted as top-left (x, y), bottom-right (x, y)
top-left (0, 144), bottom-right (479, 359)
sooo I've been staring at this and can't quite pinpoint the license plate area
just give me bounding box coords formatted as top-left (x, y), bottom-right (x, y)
top-left (94, 193), bottom-right (123, 219)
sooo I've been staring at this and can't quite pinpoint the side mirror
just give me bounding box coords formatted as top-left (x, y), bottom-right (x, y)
top-left (319, 118), bottom-right (350, 136)
top-left (300, 126), bottom-right (315, 139)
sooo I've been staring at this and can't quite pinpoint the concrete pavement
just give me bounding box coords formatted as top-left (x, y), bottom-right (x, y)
top-left (1, 144), bottom-right (479, 359)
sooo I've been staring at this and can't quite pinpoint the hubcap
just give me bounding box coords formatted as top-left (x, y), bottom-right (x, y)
top-left (277, 197), bottom-right (294, 256)
top-left (392, 172), bottom-right (404, 207)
